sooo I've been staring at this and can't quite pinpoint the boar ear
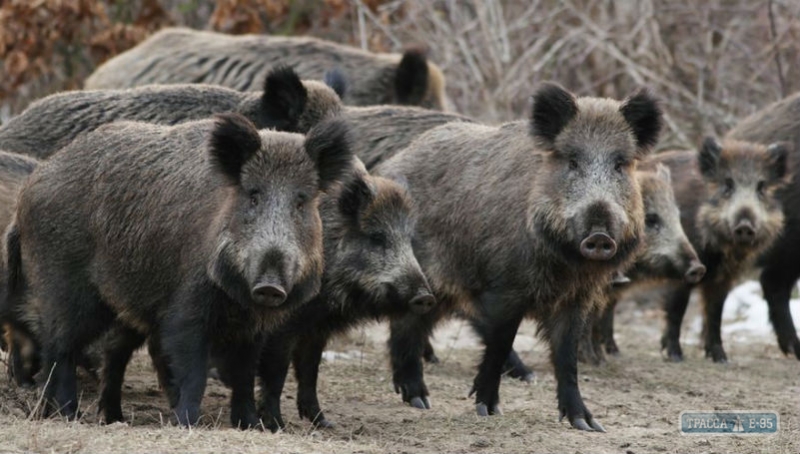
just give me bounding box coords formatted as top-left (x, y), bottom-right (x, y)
top-left (209, 113), bottom-right (261, 184)
top-left (698, 137), bottom-right (723, 178)
top-left (260, 66), bottom-right (308, 132)
top-left (766, 141), bottom-right (790, 181)
top-left (530, 82), bottom-right (578, 146)
top-left (620, 88), bottom-right (662, 154)
top-left (655, 163), bottom-right (672, 183)
top-left (305, 119), bottom-right (354, 191)
top-left (323, 68), bottom-right (348, 99)
top-left (395, 48), bottom-right (429, 105)
top-left (338, 174), bottom-right (375, 219)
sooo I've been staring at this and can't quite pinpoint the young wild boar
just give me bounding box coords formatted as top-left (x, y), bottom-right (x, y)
top-left (654, 139), bottom-right (790, 363)
top-left (5, 113), bottom-right (353, 427)
top-left (725, 95), bottom-right (800, 359)
top-left (375, 83), bottom-right (663, 431)
top-left (578, 164), bottom-right (706, 364)
top-left (0, 66), bottom-right (340, 159)
top-left (85, 27), bottom-right (446, 110)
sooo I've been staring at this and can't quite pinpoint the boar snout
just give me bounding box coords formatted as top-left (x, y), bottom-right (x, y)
top-left (409, 291), bottom-right (436, 315)
top-left (733, 219), bottom-right (756, 244)
top-left (684, 261), bottom-right (706, 284)
top-left (251, 279), bottom-right (287, 307)
top-left (580, 232), bottom-right (618, 261)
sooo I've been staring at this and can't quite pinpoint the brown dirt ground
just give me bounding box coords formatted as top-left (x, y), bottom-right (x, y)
top-left (1, 293), bottom-right (798, 454)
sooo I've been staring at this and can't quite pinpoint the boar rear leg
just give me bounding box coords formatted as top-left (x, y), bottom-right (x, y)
top-left (549, 308), bottom-right (604, 432)
top-left (700, 281), bottom-right (731, 363)
top-left (293, 333), bottom-right (334, 428)
top-left (470, 313), bottom-right (523, 416)
top-left (257, 335), bottom-right (293, 432)
top-left (217, 340), bottom-right (261, 430)
top-left (660, 284), bottom-right (692, 361)
top-left (761, 267), bottom-right (800, 360)
top-left (99, 324), bottom-right (146, 423)
top-left (389, 313), bottom-right (437, 409)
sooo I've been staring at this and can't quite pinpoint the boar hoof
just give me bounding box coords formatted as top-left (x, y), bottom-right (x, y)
top-left (705, 345), bottom-right (728, 363)
top-left (423, 351), bottom-right (440, 364)
top-left (409, 396), bottom-right (431, 410)
top-left (313, 417), bottom-right (335, 429)
top-left (571, 417), bottom-right (605, 432)
top-left (476, 402), bottom-right (502, 417)
top-left (263, 416), bottom-right (285, 433)
top-left (604, 341), bottom-right (620, 356)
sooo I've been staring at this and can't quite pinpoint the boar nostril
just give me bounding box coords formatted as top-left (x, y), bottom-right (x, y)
top-left (579, 232), bottom-right (618, 261)
top-left (684, 262), bottom-right (706, 284)
top-left (733, 221), bottom-right (755, 243)
top-left (409, 293), bottom-right (436, 315)
top-left (252, 282), bottom-right (287, 307)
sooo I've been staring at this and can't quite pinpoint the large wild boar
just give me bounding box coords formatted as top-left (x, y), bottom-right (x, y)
top-left (725, 94), bottom-right (800, 359)
top-left (5, 114), bottom-right (353, 426)
top-left (654, 139), bottom-right (790, 363)
top-left (0, 67), bottom-right (340, 159)
top-left (375, 83), bottom-right (663, 431)
top-left (85, 27), bottom-right (446, 110)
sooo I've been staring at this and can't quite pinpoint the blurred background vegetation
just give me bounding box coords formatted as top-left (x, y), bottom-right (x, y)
top-left (2, 0), bottom-right (799, 149)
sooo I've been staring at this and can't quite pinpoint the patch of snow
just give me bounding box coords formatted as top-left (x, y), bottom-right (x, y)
top-left (687, 280), bottom-right (800, 342)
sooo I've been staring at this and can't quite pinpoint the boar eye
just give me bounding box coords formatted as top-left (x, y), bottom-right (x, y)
top-left (614, 157), bottom-right (629, 173)
top-left (296, 192), bottom-right (309, 210)
top-left (756, 180), bottom-right (766, 196)
top-left (568, 159), bottom-right (579, 170)
top-left (249, 190), bottom-right (260, 207)
top-left (369, 232), bottom-right (387, 248)
top-left (722, 178), bottom-right (735, 197)
top-left (645, 213), bottom-right (661, 231)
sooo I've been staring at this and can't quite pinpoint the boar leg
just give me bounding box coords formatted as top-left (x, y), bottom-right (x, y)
top-left (146, 335), bottom-right (175, 404)
top-left (41, 348), bottom-right (79, 419)
top-left (597, 298), bottom-right (620, 356)
top-left (99, 324), bottom-right (146, 423)
top-left (422, 338), bottom-right (439, 364)
top-left (257, 334), bottom-right (293, 432)
top-left (159, 302), bottom-right (209, 427)
top-left (40, 287), bottom-right (112, 420)
top-left (293, 332), bottom-right (334, 428)
top-left (389, 313), bottom-right (437, 409)
top-left (470, 320), bottom-right (534, 382)
top-left (700, 280), bottom-right (731, 363)
top-left (470, 311), bottom-right (523, 417)
top-left (577, 309), bottom-right (602, 366)
top-left (217, 339), bottom-right (261, 430)
top-left (761, 267), bottom-right (800, 360)
top-left (660, 284), bottom-right (692, 362)
top-left (549, 306), bottom-right (605, 432)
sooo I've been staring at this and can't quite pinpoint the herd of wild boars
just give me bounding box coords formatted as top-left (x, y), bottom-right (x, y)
top-left (0, 26), bottom-right (797, 433)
